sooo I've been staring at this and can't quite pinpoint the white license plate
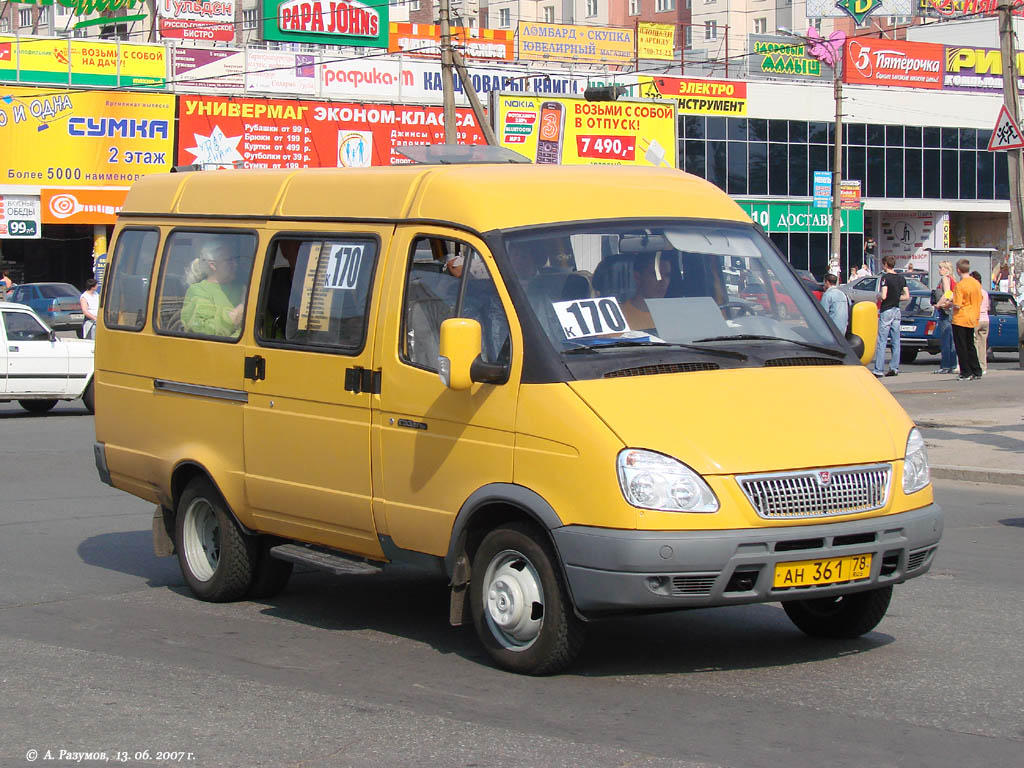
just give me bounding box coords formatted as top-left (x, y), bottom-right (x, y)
top-left (900, 325), bottom-right (915, 332)
top-left (69, 313), bottom-right (84, 320)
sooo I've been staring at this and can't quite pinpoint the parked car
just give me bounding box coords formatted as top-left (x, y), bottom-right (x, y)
top-left (739, 274), bottom-right (800, 319)
top-left (7, 282), bottom-right (85, 332)
top-left (794, 269), bottom-right (824, 300)
top-left (896, 269), bottom-right (929, 286)
top-left (839, 275), bottom-right (929, 306)
top-left (897, 290), bottom-right (1018, 364)
top-left (893, 290), bottom-right (939, 364)
top-left (0, 302), bottom-right (94, 413)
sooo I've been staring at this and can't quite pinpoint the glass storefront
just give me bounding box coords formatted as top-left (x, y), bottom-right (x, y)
top-left (680, 116), bottom-right (1009, 202)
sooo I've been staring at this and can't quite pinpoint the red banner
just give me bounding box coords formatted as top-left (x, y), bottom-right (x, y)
top-left (843, 38), bottom-right (944, 90)
top-left (176, 95), bottom-right (486, 168)
top-left (159, 19), bottom-right (236, 42)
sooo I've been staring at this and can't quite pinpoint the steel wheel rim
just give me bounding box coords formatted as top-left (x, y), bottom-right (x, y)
top-left (183, 498), bottom-right (219, 582)
top-left (482, 549), bottom-right (545, 651)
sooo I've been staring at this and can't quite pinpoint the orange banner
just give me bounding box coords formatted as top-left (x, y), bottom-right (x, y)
top-left (388, 22), bottom-right (514, 61)
top-left (41, 188), bottom-right (128, 225)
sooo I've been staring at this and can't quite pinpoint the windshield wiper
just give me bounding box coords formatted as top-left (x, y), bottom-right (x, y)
top-left (689, 334), bottom-right (846, 358)
top-left (564, 340), bottom-right (747, 360)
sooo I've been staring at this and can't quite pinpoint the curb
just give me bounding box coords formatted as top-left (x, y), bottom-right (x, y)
top-left (931, 465), bottom-right (1024, 487)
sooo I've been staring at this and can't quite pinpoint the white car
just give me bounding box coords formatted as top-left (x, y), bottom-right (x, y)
top-left (0, 302), bottom-right (94, 414)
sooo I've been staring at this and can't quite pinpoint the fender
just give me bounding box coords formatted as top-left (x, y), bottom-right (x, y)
top-left (444, 482), bottom-right (565, 576)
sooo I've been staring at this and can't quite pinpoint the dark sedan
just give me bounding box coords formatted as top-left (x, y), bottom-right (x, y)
top-left (898, 290), bottom-right (1018, 363)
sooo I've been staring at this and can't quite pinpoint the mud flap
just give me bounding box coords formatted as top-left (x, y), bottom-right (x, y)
top-left (448, 553), bottom-right (471, 626)
top-left (152, 505), bottom-right (175, 557)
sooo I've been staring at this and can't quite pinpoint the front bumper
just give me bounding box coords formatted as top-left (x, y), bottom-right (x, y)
top-left (552, 503), bottom-right (942, 615)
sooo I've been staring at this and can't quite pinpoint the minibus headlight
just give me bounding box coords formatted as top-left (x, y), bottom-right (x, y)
top-left (617, 449), bottom-right (719, 513)
top-left (902, 427), bottom-right (930, 494)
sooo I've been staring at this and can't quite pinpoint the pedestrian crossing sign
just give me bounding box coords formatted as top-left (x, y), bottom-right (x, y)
top-left (987, 105), bottom-right (1024, 151)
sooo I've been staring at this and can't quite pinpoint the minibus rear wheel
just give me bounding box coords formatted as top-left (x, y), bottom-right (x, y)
top-left (176, 477), bottom-right (255, 602)
top-left (470, 522), bottom-right (585, 675)
top-left (782, 585), bottom-right (892, 639)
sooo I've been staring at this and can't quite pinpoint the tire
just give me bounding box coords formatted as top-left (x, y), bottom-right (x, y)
top-left (18, 399), bottom-right (58, 414)
top-left (175, 477), bottom-right (256, 602)
top-left (81, 380), bottom-right (95, 415)
top-left (899, 348), bottom-right (919, 364)
top-left (783, 585), bottom-right (893, 639)
top-left (470, 521), bottom-right (585, 675)
top-left (247, 538), bottom-right (294, 599)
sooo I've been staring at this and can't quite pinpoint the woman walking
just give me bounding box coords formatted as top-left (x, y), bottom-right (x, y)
top-left (933, 260), bottom-right (957, 374)
top-left (971, 270), bottom-right (989, 375)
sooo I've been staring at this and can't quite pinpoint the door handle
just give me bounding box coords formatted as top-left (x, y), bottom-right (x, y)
top-left (244, 355), bottom-right (266, 381)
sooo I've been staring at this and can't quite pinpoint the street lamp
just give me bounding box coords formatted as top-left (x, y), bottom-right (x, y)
top-left (780, 27), bottom-right (846, 278)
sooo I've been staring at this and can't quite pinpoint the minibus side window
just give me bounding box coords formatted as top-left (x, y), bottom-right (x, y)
top-left (400, 236), bottom-right (510, 372)
top-left (255, 236), bottom-right (378, 351)
top-left (103, 229), bottom-right (158, 331)
top-left (154, 230), bottom-right (257, 341)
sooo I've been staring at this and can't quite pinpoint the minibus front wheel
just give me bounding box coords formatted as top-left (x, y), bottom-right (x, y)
top-left (470, 521), bottom-right (585, 675)
top-left (782, 585), bottom-right (893, 639)
top-left (176, 477), bottom-right (256, 602)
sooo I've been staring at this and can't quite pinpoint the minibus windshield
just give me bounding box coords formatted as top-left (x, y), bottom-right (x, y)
top-left (500, 221), bottom-right (841, 362)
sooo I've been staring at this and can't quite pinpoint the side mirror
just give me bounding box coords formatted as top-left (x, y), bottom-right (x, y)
top-left (848, 301), bottom-right (878, 365)
top-left (439, 318), bottom-right (482, 390)
top-left (49, 330), bottom-right (57, 342)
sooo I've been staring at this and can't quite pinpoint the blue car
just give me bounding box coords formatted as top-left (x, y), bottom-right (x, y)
top-left (898, 290), bottom-right (1018, 363)
top-left (7, 282), bottom-right (84, 333)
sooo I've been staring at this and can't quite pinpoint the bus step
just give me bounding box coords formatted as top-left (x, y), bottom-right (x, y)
top-left (269, 543), bottom-right (384, 576)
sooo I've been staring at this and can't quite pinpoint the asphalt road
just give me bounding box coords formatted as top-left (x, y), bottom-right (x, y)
top-left (0, 403), bottom-right (1021, 768)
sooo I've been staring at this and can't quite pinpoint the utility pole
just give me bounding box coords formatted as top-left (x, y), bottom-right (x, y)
top-left (998, 0), bottom-right (1024, 294)
top-left (439, 0), bottom-right (457, 144)
top-left (452, 50), bottom-right (498, 146)
top-left (830, 47), bottom-right (844, 278)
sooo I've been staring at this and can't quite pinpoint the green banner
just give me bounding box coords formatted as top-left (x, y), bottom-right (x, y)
top-left (737, 200), bottom-right (864, 234)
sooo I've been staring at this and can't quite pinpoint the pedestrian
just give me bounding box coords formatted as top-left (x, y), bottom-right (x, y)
top-left (0, 270), bottom-right (12, 300)
top-left (931, 260), bottom-right (957, 374)
top-left (80, 278), bottom-right (99, 340)
top-left (872, 254), bottom-right (909, 377)
top-left (857, 263), bottom-right (872, 278)
top-left (819, 272), bottom-right (849, 334)
top-left (938, 259), bottom-right (983, 381)
top-left (992, 260), bottom-right (1010, 292)
top-left (970, 270), bottom-right (989, 375)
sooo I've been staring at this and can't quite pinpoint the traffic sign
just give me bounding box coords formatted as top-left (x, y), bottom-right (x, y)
top-left (987, 104), bottom-right (1024, 151)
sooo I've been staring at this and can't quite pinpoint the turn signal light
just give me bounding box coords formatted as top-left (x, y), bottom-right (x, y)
top-left (925, 321), bottom-right (936, 335)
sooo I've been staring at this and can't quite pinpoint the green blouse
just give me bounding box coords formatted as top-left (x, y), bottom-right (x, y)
top-left (181, 280), bottom-right (245, 338)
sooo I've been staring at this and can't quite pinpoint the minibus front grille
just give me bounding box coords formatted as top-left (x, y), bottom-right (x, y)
top-left (604, 362), bottom-right (720, 378)
top-left (736, 463), bottom-right (892, 520)
top-left (764, 357), bottom-right (844, 367)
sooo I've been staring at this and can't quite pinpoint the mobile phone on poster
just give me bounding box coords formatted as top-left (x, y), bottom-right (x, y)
top-left (535, 101), bottom-right (565, 165)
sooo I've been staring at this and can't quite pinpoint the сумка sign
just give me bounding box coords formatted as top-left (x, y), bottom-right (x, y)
top-left (263, 0), bottom-right (388, 47)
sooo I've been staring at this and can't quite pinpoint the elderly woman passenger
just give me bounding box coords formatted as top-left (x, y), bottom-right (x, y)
top-left (181, 242), bottom-right (247, 338)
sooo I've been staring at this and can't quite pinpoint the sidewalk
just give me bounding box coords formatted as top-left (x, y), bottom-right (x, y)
top-left (880, 362), bottom-right (1024, 486)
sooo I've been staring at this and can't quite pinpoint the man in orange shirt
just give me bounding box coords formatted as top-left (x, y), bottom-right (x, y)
top-left (940, 259), bottom-right (982, 380)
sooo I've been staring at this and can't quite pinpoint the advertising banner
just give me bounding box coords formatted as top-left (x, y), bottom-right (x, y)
top-left (0, 88), bottom-right (175, 195)
top-left (173, 47), bottom-right (246, 91)
top-left (262, 0), bottom-right (389, 48)
top-left (806, 0), bottom-right (916, 23)
top-left (638, 76), bottom-right (746, 115)
top-left (943, 46), bottom-right (1024, 92)
top-left (41, 188), bottom-right (128, 225)
top-left (177, 94), bottom-right (485, 169)
top-left (843, 38), bottom-right (943, 89)
top-left (738, 201), bottom-right (864, 234)
top-left (637, 23), bottom-right (675, 61)
top-left (517, 22), bottom-right (635, 65)
top-left (747, 35), bottom-right (834, 81)
top-left (0, 37), bottom-right (166, 88)
top-left (247, 50), bottom-right (318, 95)
top-left (813, 170), bottom-right (832, 209)
top-left (158, 0), bottom-right (235, 42)
top-left (320, 57), bottom-right (586, 103)
top-left (840, 180), bottom-right (862, 210)
top-left (493, 94), bottom-right (676, 167)
top-left (879, 211), bottom-right (942, 266)
top-left (388, 22), bottom-right (514, 61)
top-left (0, 194), bottom-right (41, 239)
top-left (918, 0), bottom-right (1024, 18)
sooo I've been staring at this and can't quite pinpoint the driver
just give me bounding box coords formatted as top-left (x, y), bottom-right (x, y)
top-left (622, 252), bottom-right (675, 331)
